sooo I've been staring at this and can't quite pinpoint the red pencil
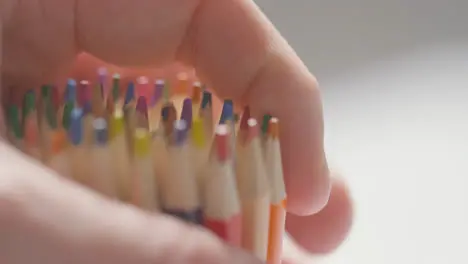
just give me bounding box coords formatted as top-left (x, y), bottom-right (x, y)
top-left (203, 124), bottom-right (242, 246)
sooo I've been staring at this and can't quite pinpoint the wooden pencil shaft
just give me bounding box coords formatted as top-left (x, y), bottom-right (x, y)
top-left (92, 145), bottom-right (116, 198)
top-left (109, 134), bottom-right (132, 202)
top-left (82, 114), bottom-right (94, 147)
top-left (162, 144), bottom-right (200, 211)
top-left (241, 196), bottom-right (270, 261)
top-left (134, 156), bottom-right (159, 211)
top-left (203, 160), bottom-right (242, 246)
top-left (68, 145), bottom-right (90, 186)
top-left (265, 138), bottom-right (287, 204)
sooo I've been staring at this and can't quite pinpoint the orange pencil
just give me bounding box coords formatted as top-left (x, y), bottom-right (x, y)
top-left (264, 118), bottom-right (287, 264)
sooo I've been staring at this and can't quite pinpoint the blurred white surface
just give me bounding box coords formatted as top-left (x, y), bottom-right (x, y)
top-left (321, 43), bottom-right (468, 264)
top-left (254, 1), bottom-right (468, 263)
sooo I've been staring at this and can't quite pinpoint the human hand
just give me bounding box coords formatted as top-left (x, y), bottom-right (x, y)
top-left (0, 0), bottom-right (353, 263)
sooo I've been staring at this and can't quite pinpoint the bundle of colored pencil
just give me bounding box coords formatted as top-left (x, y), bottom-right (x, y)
top-left (3, 68), bottom-right (287, 264)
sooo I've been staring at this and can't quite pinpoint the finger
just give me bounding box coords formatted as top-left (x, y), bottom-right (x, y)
top-left (75, 0), bottom-right (329, 214)
top-left (286, 176), bottom-right (354, 254)
top-left (0, 143), bottom-right (261, 264)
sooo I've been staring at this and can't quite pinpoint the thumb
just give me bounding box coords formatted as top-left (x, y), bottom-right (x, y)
top-left (0, 142), bottom-right (260, 264)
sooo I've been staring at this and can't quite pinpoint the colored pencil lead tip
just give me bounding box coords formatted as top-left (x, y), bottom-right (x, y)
top-left (261, 114), bottom-right (272, 135)
top-left (125, 82), bottom-right (135, 105)
top-left (98, 67), bottom-right (108, 76)
top-left (192, 82), bottom-right (202, 103)
top-left (77, 80), bottom-right (91, 107)
top-left (67, 79), bottom-right (77, 87)
top-left (7, 105), bottom-right (22, 139)
top-left (220, 101), bottom-right (234, 124)
top-left (62, 102), bottom-right (74, 130)
top-left (201, 91), bottom-right (212, 109)
top-left (173, 119), bottom-right (188, 146)
top-left (246, 118), bottom-right (259, 141)
top-left (112, 74), bottom-right (121, 100)
top-left (23, 90), bottom-right (36, 118)
top-left (137, 76), bottom-right (149, 84)
top-left (214, 124), bottom-right (230, 162)
top-left (134, 128), bottom-right (151, 157)
top-left (151, 79), bottom-right (164, 106)
top-left (268, 117), bottom-right (279, 139)
top-left (191, 118), bottom-right (206, 148)
top-left (136, 96), bottom-right (148, 120)
top-left (240, 106), bottom-right (250, 131)
top-left (93, 117), bottom-right (108, 145)
top-left (181, 98), bottom-right (193, 129)
top-left (65, 80), bottom-right (77, 102)
top-left (41, 85), bottom-right (52, 98)
top-left (69, 108), bottom-right (84, 145)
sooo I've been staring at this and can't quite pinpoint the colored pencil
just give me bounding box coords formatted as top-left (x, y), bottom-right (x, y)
top-left (6, 72), bottom-right (289, 262)
top-left (112, 73), bottom-right (121, 106)
top-left (149, 79), bottom-right (164, 130)
top-left (22, 90), bottom-right (41, 160)
top-left (133, 127), bottom-right (159, 210)
top-left (265, 118), bottom-right (287, 264)
top-left (47, 127), bottom-right (70, 178)
top-left (7, 104), bottom-right (24, 150)
top-left (80, 81), bottom-right (95, 148)
top-left (162, 119), bottom-right (202, 224)
top-left (67, 108), bottom-right (90, 186)
top-left (109, 108), bottom-right (132, 202)
top-left (203, 124), bottom-right (242, 246)
top-left (91, 117), bottom-right (116, 198)
top-left (191, 81), bottom-right (202, 117)
top-left (235, 117), bottom-right (271, 261)
top-left (190, 117), bottom-right (209, 188)
top-left (200, 90), bottom-right (214, 140)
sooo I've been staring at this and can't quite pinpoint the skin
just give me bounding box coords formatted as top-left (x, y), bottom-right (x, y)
top-left (0, 0), bottom-right (354, 263)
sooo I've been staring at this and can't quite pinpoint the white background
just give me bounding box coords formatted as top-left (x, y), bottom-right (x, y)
top-left (255, 1), bottom-right (468, 263)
